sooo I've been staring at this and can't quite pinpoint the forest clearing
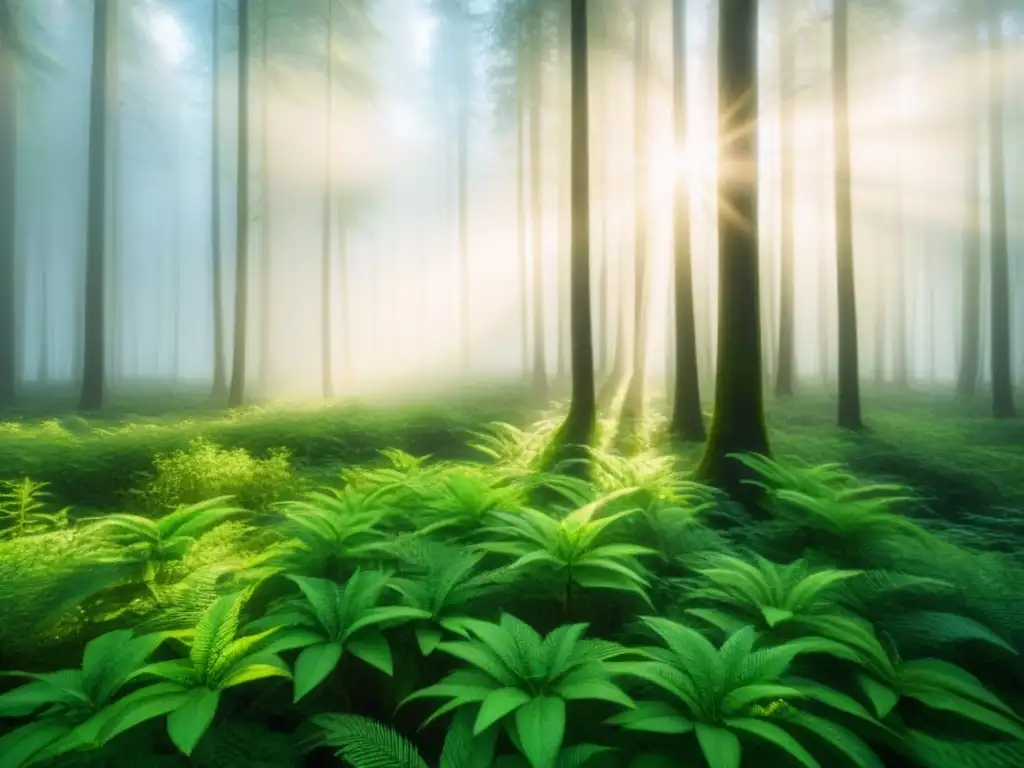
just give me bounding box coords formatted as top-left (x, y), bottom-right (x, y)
top-left (1, 0), bottom-right (1023, 767)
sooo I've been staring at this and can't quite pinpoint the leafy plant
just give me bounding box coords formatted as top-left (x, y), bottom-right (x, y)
top-left (247, 569), bottom-right (430, 702)
top-left (608, 621), bottom-right (883, 768)
top-left (0, 630), bottom-right (168, 767)
top-left (120, 589), bottom-right (292, 756)
top-left (82, 497), bottom-right (243, 583)
top-left (402, 614), bottom-right (633, 768)
top-left (478, 488), bottom-right (656, 614)
top-left (0, 478), bottom-right (69, 539)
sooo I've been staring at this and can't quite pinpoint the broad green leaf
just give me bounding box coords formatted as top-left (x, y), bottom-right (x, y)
top-left (348, 631), bottom-right (394, 676)
top-left (167, 688), bottom-right (221, 756)
top-left (761, 607), bottom-right (795, 628)
top-left (727, 717), bottom-right (822, 768)
top-left (556, 678), bottom-right (634, 709)
top-left (780, 710), bottom-right (884, 768)
top-left (515, 695), bottom-right (566, 768)
top-left (856, 674), bottom-right (900, 719)
top-left (441, 709), bottom-right (499, 768)
top-left (416, 625), bottom-right (444, 656)
top-left (607, 701), bottom-right (693, 734)
top-left (475, 688), bottom-right (533, 734)
top-left (0, 720), bottom-right (73, 768)
top-left (695, 724), bottom-right (741, 768)
top-left (294, 642), bottom-right (343, 702)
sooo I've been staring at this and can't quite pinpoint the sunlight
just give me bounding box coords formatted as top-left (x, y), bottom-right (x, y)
top-left (651, 135), bottom-right (718, 200)
top-left (148, 6), bottom-right (188, 67)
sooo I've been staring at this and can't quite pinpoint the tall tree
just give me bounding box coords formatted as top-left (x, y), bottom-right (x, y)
top-left (529, 1), bottom-right (548, 401)
top-left (956, 90), bottom-right (981, 397)
top-left (695, 0), bottom-right (770, 490)
top-left (228, 0), bottom-right (252, 408)
top-left (80, 0), bottom-right (116, 411)
top-left (0, 0), bottom-right (16, 406)
top-left (669, 0), bottom-right (704, 442)
top-left (257, 0), bottom-right (272, 394)
top-left (321, 0), bottom-right (335, 399)
top-left (774, 0), bottom-right (796, 397)
top-left (621, 0), bottom-right (651, 422)
top-left (832, 0), bottom-right (861, 429)
top-left (987, 0), bottom-right (1015, 418)
top-left (548, 0), bottom-right (595, 458)
top-left (516, 11), bottom-right (529, 378)
top-left (210, 0), bottom-right (227, 398)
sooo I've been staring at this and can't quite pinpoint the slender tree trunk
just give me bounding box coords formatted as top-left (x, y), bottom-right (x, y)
top-left (958, 146), bottom-right (982, 396)
top-left (80, 0), bottom-right (114, 411)
top-left (550, 0), bottom-right (595, 456)
top-left (257, 1), bottom-right (272, 396)
top-left (555, 1), bottom-right (571, 388)
top-left (774, 0), bottom-right (795, 397)
top-left (516, 15), bottom-right (529, 379)
top-left (171, 103), bottom-right (183, 383)
top-left (669, 0), bottom-right (704, 441)
top-left (621, 0), bottom-right (651, 421)
top-left (873, 248), bottom-right (886, 384)
top-left (210, 0), bottom-right (227, 398)
top-left (227, 0), bottom-right (251, 408)
top-left (695, 0), bottom-right (770, 491)
top-left (321, 0), bottom-right (334, 399)
top-left (0, 0), bottom-right (16, 405)
top-left (456, 11), bottom-right (470, 372)
top-left (987, 0), bottom-right (1015, 418)
top-left (832, 0), bottom-right (861, 429)
top-left (530, 6), bottom-right (548, 401)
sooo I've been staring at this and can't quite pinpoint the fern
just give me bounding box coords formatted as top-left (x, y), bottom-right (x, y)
top-left (312, 714), bottom-right (428, 768)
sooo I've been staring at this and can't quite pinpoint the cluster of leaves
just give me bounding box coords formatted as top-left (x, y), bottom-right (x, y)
top-left (0, 427), bottom-right (1021, 767)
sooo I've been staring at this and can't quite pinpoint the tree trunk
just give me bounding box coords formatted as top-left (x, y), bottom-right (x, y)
top-left (669, 0), bottom-right (704, 442)
top-left (227, 0), bottom-right (251, 408)
top-left (832, 0), bottom-right (861, 429)
top-left (456, 10), bottom-right (470, 372)
top-left (621, 0), bottom-right (651, 422)
top-left (987, 0), bottom-right (1015, 418)
top-left (321, 0), bottom-right (334, 400)
top-left (210, 0), bottom-right (227, 398)
top-left (257, 1), bottom-right (272, 396)
top-left (774, 0), bottom-right (795, 397)
top-left (0, 0), bottom-right (16, 405)
top-left (529, 6), bottom-right (548, 401)
top-left (80, 0), bottom-right (114, 411)
top-left (516, 14), bottom-right (529, 378)
top-left (555, 1), bottom-right (571, 388)
top-left (695, 0), bottom-right (770, 492)
top-left (549, 0), bottom-right (595, 456)
top-left (958, 147), bottom-right (981, 397)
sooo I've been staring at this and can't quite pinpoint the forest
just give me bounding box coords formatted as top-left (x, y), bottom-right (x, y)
top-left (0, 0), bottom-right (1023, 766)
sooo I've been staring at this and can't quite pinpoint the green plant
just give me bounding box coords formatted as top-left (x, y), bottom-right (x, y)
top-left (609, 621), bottom-right (883, 768)
top-left (119, 589), bottom-right (292, 756)
top-left (247, 569), bottom-right (430, 701)
top-left (132, 438), bottom-right (296, 513)
top-left (402, 614), bottom-right (633, 768)
top-left (82, 497), bottom-right (244, 583)
top-left (0, 630), bottom-right (168, 767)
top-left (477, 488), bottom-right (656, 615)
top-left (0, 478), bottom-right (69, 539)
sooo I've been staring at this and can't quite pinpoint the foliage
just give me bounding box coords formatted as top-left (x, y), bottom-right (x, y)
top-left (0, 478), bottom-right (69, 539)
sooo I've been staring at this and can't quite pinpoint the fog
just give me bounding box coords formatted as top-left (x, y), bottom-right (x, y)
top-left (1, 0), bottom-right (1022, 404)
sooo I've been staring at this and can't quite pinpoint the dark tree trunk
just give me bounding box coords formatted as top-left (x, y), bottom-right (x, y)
top-left (321, 0), bottom-right (335, 400)
top-left (80, 0), bottom-right (114, 411)
top-left (987, 0), bottom-right (1015, 418)
top-left (257, 1), bottom-right (272, 395)
top-left (227, 0), bottom-right (251, 408)
top-left (210, 0), bottom-right (227, 398)
top-left (669, 0), bottom-right (704, 442)
top-left (832, 0), bottom-right (862, 429)
top-left (549, 0), bottom-right (595, 456)
top-left (621, 0), bottom-right (651, 421)
top-left (774, 0), bottom-right (795, 398)
top-left (695, 0), bottom-right (771, 491)
top-left (529, 6), bottom-right (548, 401)
top-left (0, 0), bottom-right (16, 406)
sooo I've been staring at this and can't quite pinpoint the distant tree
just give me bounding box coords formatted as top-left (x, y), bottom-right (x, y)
top-left (986, 0), bottom-right (1015, 418)
top-left (228, 0), bottom-right (252, 408)
top-left (695, 0), bottom-right (771, 490)
top-left (257, 0), bottom-right (273, 395)
top-left (210, 0), bottom-right (228, 399)
top-left (321, 0), bottom-right (336, 400)
top-left (547, 0), bottom-right (594, 460)
top-left (774, 0), bottom-right (796, 398)
top-left (956, 49), bottom-right (981, 398)
top-left (80, 0), bottom-right (116, 411)
top-left (832, 0), bottom-right (861, 429)
top-left (621, 0), bottom-right (652, 423)
top-left (528, 1), bottom-right (548, 401)
top-left (0, 0), bottom-right (16, 406)
top-left (669, 0), bottom-right (704, 442)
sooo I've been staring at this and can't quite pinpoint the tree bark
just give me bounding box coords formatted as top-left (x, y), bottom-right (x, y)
top-left (516, 13), bottom-right (529, 378)
top-left (774, 0), bottom-right (795, 398)
top-left (695, 0), bottom-right (771, 492)
top-left (832, 0), bottom-right (862, 429)
top-left (257, 0), bottom-right (272, 396)
top-left (321, 0), bottom-right (335, 400)
top-left (80, 0), bottom-right (114, 411)
top-left (210, 0), bottom-right (227, 398)
top-left (0, 0), bottom-right (17, 405)
top-left (669, 0), bottom-right (704, 442)
top-left (529, 5), bottom-right (548, 401)
top-left (228, 0), bottom-right (252, 408)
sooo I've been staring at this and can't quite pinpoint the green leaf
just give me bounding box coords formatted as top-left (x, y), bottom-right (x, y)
top-left (416, 625), bottom-right (444, 656)
top-left (0, 720), bottom-right (73, 768)
top-left (727, 717), bottom-right (822, 768)
top-left (475, 688), bottom-right (533, 734)
top-left (294, 642), bottom-right (343, 702)
top-left (441, 709), bottom-right (499, 768)
top-left (695, 724), bottom-right (741, 768)
top-left (780, 710), bottom-right (884, 768)
top-left (167, 688), bottom-right (221, 756)
top-left (514, 695), bottom-right (566, 768)
top-left (348, 631), bottom-right (394, 676)
top-left (722, 684), bottom-right (803, 714)
top-left (761, 606), bottom-right (795, 628)
top-left (908, 690), bottom-right (1024, 740)
top-left (856, 674), bottom-right (900, 719)
top-left (218, 661), bottom-right (291, 689)
top-left (556, 677), bottom-right (634, 709)
top-left (91, 682), bottom-right (192, 746)
top-left (606, 701), bottom-right (693, 734)
top-left (314, 713), bottom-right (429, 768)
